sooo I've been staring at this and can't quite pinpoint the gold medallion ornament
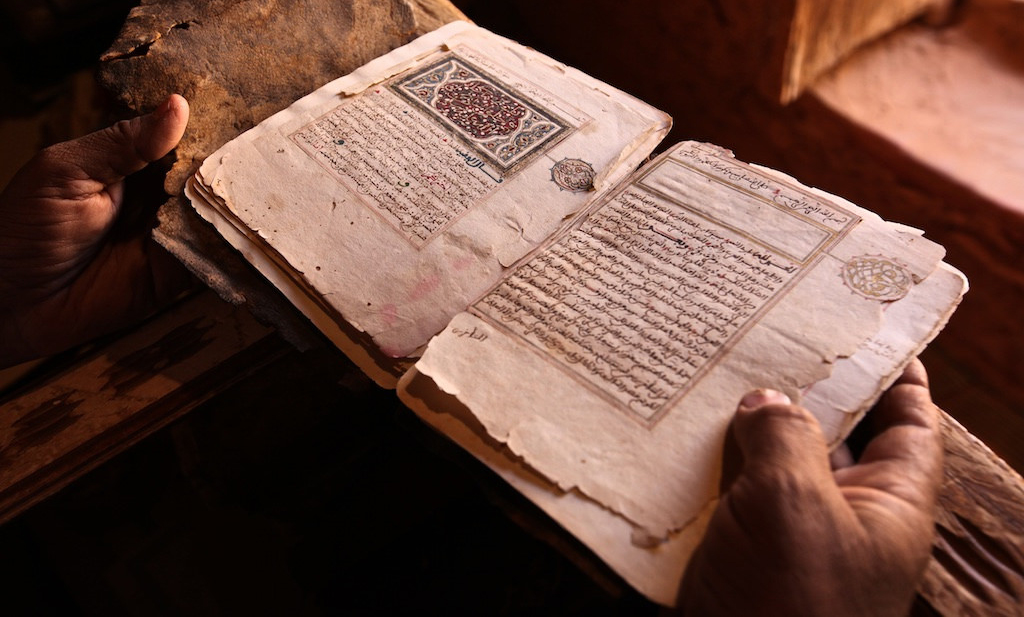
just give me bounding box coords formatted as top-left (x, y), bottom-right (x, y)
top-left (841, 255), bottom-right (913, 301)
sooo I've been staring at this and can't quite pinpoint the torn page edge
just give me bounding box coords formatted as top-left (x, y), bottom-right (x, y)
top-left (804, 261), bottom-right (968, 445)
top-left (397, 366), bottom-right (712, 606)
top-left (404, 356), bottom-right (713, 544)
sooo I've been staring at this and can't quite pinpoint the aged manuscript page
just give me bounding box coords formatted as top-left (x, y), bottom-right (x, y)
top-left (400, 141), bottom-right (966, 604)
top-left (186, 22), bottom-right (670, 386)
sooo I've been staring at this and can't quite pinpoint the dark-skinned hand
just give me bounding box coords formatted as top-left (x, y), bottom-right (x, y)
top-left (1, 94), bottom-right (192, 368)
top-left (679, 359), bottom-right (942, 616)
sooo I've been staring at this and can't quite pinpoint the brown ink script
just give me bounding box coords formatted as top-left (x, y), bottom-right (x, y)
top-left (474, 185), bottom-right (804, 423)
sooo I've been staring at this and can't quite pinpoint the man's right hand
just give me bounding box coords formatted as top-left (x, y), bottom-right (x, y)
top-left (678, 359), bottom-right (942, 616)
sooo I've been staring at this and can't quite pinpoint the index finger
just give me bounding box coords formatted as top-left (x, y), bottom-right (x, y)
top-left (843, 359), bottom-right (943, 508)
top-left (869, 358), bottom-right (935, 435)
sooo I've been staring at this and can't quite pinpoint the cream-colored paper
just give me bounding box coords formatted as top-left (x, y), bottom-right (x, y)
top-left (187, 22), bottom-right (670, 385)
top-left (399, 259), bottom-right (964, 606)
top-left (402, 141), bottom-right (966, 603)
top-left (398, 366), bottom-right (712, 605)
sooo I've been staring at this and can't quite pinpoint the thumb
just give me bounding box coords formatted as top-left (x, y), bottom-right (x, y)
top-left (726, 389), bottom-right (834, 491)
top-left (71, 94), bottom-right (189, 187)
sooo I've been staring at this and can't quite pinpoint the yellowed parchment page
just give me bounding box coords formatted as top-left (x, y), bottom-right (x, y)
top-left (400, 252), bottom-right (964, 606)
top-left (410, 140), bottom-right (962, 547)
top-left (188, 22), bottom-right (670, 376)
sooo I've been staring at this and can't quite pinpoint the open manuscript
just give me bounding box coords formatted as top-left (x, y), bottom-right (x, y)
top-left (186, 21), bottom-right (967, 605)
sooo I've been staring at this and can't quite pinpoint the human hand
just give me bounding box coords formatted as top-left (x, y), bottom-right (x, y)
top-left (0, 94), bottom-right (192, 368)
top-left (678, 359), bottom-right (942, 616)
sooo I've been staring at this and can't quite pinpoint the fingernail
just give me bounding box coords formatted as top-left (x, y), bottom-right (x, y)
top-left (152, 95), bottom-right (175, 119)
top-left (738, 389), bottom-right (791, 412)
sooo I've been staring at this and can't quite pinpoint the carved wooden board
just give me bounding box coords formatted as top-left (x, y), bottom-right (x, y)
top-left (923, 413), bottom-right (1024, 614)
top-left (0, 291), bottom-right (285, 525)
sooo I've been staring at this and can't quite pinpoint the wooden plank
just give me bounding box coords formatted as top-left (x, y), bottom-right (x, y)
top-left (781, 0), bottom-right (950, 102)
top-left (0, 291), bottom-right (286, 525)
top-left (922, 411), bottom-right (1024, 613)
